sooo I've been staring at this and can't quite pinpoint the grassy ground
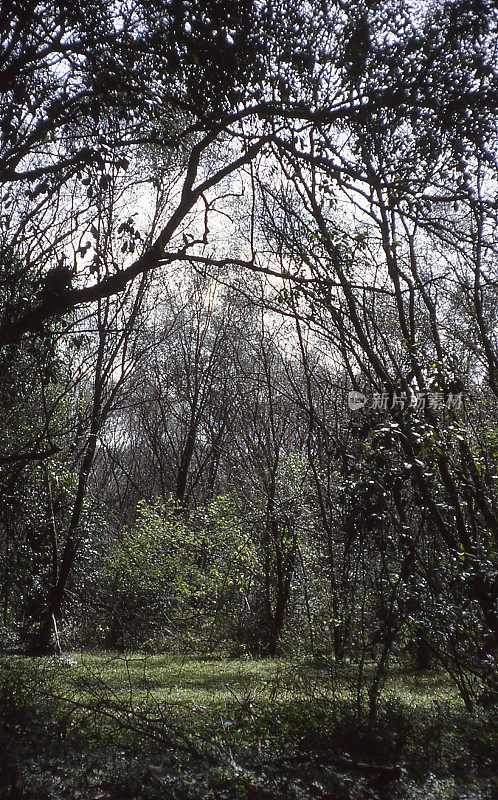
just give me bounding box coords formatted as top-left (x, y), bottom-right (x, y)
top-left (0, 653), bottom-right (496, 799)
top-left (49, 652), bottom-right (468, 705)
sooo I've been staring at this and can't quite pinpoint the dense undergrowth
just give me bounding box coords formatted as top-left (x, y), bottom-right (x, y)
top-left (0, 654), bottom-right (496, 800)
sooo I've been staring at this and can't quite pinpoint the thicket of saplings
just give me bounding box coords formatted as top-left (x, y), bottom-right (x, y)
top-left (1, 466), bottom-right (492, 715)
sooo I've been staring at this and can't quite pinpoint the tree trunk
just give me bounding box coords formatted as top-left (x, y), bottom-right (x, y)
top-left (415, 635), bottom-right (431, 671)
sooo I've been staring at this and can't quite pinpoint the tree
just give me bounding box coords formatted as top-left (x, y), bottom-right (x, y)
top-left (0, 0), bottom-right (273, 345)
top-left (253, 0), bottom-right (497, 695)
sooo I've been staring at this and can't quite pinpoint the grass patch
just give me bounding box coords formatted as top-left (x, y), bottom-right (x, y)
top-left (0, 654), bottom-right (496, 799)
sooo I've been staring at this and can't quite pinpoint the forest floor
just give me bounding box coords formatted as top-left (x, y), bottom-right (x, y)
top-left (0, 653), bottom-right (496, 799)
